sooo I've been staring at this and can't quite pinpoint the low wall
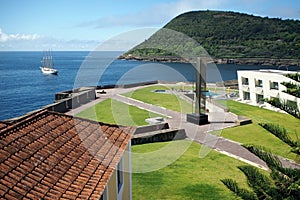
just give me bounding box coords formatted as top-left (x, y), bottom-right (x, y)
top-left (46, 88), bottom-right (96, 113)
top-left (117, 81), bottom-right (159, 89)
top-left (97, 81), bottom-right (160, 89)
top-left (134, 123), bottom-right (170, 134)
top-left (236, 116), bottom-right (252, 125)
top-left (55, 86), bottom-right (96, 101)
top-left (96, 80), bottom-right (194, 90)
top-left (132, 129), bottom-right (186, 145)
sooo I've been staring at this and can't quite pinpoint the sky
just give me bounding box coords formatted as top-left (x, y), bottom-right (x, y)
top-left (0, 0), bottom-right (299, 51)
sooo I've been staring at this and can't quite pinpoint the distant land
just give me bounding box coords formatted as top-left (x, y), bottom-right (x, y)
top-left (120, 10), bottom-right (300, 66)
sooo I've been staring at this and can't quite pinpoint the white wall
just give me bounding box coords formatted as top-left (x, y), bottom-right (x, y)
top-left (237, 70), bottom-right (299, 107)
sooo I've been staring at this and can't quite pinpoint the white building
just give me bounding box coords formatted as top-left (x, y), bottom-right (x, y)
top-left (237, 69), bottom-right (300, 109)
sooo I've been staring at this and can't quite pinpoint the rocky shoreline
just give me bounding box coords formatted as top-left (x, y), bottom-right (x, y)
top-left (118, 55), bottom-right (300, 67)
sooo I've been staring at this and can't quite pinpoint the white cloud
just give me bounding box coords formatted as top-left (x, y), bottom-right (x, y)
top-left (0, 28), bottom-right (41, 42)
top-left (0, 29), bottom-right (99, 50)
top-left (0, 36), bottom-right (100, 51)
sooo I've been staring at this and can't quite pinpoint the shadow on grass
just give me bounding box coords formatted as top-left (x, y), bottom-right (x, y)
top-left (180, 183), bottom-right (226, 199)
top-left (133, 171), bottom-right (164, 193)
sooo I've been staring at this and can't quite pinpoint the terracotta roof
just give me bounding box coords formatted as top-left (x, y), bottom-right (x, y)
top-left (0, 121), bottom-right (11, 131)
top-left (0, 123), bottom-right (7, 131)
top-left (0, 110), bottom-right (135, 199)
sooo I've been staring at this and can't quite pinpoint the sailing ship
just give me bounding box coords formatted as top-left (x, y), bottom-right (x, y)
top-left (40, 50), bottom-right (58, 75)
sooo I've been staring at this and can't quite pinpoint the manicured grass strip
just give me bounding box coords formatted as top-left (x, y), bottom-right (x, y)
top-left (132, 140), bottom-right (253, 200)
top-left (215, 100), bottom-right (299, 161)
top-left (123, 85), bottom-right (193, 114)
top-left (76, 98), bottom-right (162, 126)
top-left (220, 124), bottom-right (298, 161)
top-left (217, 100), bottom-right (300, 140)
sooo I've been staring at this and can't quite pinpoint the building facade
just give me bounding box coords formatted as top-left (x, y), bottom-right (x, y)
top-left (237, 69), bottom-right (300, 108)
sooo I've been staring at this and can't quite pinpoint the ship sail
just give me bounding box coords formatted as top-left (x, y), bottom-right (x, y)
top-left (40, 50), bottom-right (58, 75)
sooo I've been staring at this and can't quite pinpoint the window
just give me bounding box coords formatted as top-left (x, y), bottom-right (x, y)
top-left (257, 94), bottom-right (264, 103)
top-left (242, 77), bottom-right (249, 85)
top-left (255, 79), bottom-right (263, 87)
top-left (270, 81), bottom-right (279, 90)
top-left (117, 157), bottom-right (124, 192)
top-left (99, 187), bottom-right (107, 200)
top-left (243, 92), bottom-right (250, 100)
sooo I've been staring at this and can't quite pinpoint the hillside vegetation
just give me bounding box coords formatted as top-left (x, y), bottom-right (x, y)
top-left (121, 10), bottom-right (300, 65)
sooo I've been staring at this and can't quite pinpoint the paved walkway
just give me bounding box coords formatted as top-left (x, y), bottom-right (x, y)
top-left (67, 84), bottom-right (300, 170)
top-left (113, 94), bottom-right (269, 170)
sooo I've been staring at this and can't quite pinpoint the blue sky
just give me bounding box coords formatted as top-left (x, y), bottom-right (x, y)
top-left (0, 0), bottom-right (299, 51)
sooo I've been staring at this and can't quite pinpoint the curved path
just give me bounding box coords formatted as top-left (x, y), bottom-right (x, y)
top-left (67, 84), bottom-right (300, 170)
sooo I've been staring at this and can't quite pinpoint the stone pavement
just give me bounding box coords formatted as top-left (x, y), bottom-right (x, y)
top-left (113, 94), bottom-right (269, 170)
top-left (67, 84), bottom-right (300, 170)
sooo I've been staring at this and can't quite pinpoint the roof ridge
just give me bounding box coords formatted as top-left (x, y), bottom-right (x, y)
top-left (72, 115), bottom-right (123, 128)
top-left (0, 110), bottom-right (50, 136)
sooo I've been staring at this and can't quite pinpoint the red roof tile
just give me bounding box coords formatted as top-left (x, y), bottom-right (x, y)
top-left (0, 121), bottom-right (10, 131)
top-left (0, 110), bottom-right (135, 199)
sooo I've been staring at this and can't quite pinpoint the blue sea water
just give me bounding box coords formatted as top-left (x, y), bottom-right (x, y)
top-left (0, 51), bottom-right (298, 120)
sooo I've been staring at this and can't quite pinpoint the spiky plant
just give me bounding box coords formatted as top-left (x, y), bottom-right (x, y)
top-left (221, 145), bottom-right (300, 200)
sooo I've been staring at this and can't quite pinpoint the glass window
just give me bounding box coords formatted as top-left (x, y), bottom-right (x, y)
top-left (256, 79), bottom-right (263, 87)
top-left (99, 187), bottom-right (107, 200)
top-left (243, 92), bottom-right (250, 100)
top-left (242, 77), bottom-right (249, 85)
top-left (257, 94), bottom-right (264, 103)
top-left (270, 82), bottom-right (279, 90)
top-left (117, 158), bottom-right (124, 192)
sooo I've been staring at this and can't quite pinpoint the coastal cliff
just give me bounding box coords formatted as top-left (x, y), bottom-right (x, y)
top-left (120, 10), bottom-right (300, 67)
top-left (119, 55), bottom-right (300, 66)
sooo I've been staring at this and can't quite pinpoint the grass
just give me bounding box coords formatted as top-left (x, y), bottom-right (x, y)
top-left (76, 98), bottom-right (163, 126)
top-left (73, 87), bottom-right (292, 198)
top-left (218, 100), bottom-right (300, 134)
top-left (132, 140), bottom-right (257, 200)
top-left (216, 100), bottom-right (300, 161)
top-left (123, 85), bottom-right (193, 113)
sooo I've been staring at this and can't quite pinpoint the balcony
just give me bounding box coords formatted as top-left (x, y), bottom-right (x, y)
top-left (242, 85), bottom-right (249, 91)
top-left (255, 87), bottom-right (263, 94)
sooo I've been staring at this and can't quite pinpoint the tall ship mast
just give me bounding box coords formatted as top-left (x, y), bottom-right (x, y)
top-left (40, 50), bottom-right (58, 75)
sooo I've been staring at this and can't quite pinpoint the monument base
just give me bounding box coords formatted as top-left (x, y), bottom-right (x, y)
top-left (187, 113), bottom-right (209, 125)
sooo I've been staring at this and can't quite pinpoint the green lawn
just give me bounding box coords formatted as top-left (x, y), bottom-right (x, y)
top-left (216, 100), bottom-right (300, 161)
top-left (76, 98), bottom-right (163, 126)
top-left (123, 85), bottom-right (193, 114)
top-left (132, 140), bottom-right (255, 200)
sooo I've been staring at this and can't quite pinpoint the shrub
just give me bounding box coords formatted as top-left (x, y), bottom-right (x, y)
top-left (222, 145), bottom-right (300, 200)
top-left (267, 98), bottom-right (300, 119)
top-left (285, 73), bottom-right (300, 82)
top-left (259, 123), bottom-right (296, 147)
top-left (282, 82), bottom-right (300, 98)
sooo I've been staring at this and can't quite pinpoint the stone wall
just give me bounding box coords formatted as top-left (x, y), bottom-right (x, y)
top-left (134, 123), bottom-right (170, 134)
top-left (132, 128), bottom-right (186, 145)
top-left (46, 88), bottom-right (96, 113)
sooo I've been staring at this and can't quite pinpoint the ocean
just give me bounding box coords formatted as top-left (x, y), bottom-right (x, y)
top-left (0, 51), bottom-right (298, 120)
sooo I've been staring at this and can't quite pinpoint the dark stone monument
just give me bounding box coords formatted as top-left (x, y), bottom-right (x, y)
top-left (187, 57), bottom-right (209, 125)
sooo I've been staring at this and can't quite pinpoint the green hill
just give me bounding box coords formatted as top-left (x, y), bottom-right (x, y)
top-left (121, 10), bottom-right (300, 66)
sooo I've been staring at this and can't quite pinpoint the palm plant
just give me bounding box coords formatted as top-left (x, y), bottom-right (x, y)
top-left (221, 123), bottom-right (300, 200)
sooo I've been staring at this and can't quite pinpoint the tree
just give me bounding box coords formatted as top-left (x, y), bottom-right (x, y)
top-left (124, 10), bottom-right (300, 60)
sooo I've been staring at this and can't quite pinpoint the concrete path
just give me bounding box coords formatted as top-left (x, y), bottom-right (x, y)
top-left (67, 84), bottom-right (300, 170)
top-left (66, 85), bottom-right (149, 116)
top-left (112, 94), bottom-right (269, 170)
